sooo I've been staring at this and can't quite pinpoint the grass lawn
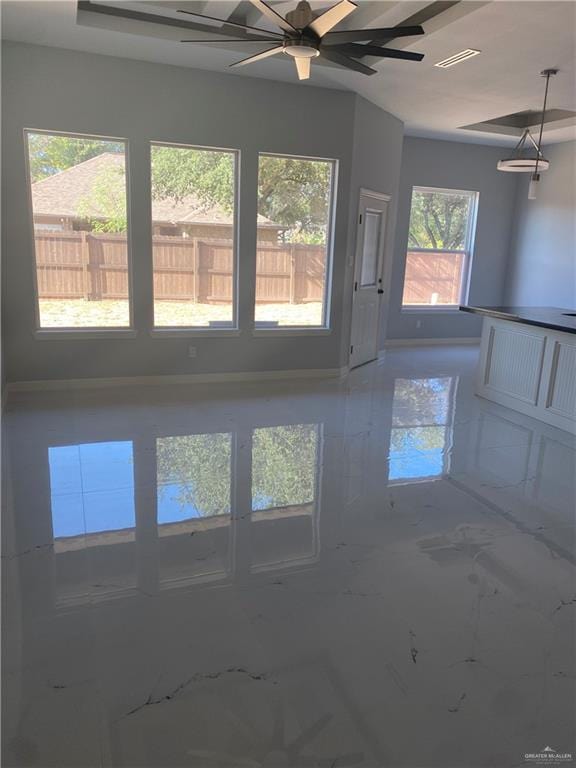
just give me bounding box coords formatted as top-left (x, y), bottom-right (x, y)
top-left (38, 299), bottom-right (324, 328)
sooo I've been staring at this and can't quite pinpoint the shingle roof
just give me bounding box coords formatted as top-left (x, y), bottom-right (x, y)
top-left (31, 152), bottom-right (279, 228)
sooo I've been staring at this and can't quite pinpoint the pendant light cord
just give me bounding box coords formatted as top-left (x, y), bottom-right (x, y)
top-left (534, 69), bottom-right (556, 178)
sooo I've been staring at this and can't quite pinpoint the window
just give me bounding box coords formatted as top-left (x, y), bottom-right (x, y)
top-left (150, 143), bottom-right (238, 328)
top-left (255, 154), bottom-right (336, 328)
top-left (26, 131), bottom-right (131, 329)
top-left (360, 210), bottom-right (382, 287)
top-left (401, 187), bottom-right (478, 308)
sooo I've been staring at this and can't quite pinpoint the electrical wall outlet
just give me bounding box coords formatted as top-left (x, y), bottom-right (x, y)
top-left (416, 320), bottom-right (422, 329)
top-left (188, 346), bottom-right (197, 358)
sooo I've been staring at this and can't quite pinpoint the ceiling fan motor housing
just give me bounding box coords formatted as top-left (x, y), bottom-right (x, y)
top-left (285, 1), bottom-right (315, 30)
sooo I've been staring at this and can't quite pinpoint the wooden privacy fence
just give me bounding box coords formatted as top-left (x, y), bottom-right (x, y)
top-left (35, 232), bottom-right (326, 304)
top-left (402, 250), bottom-right (465, 305)
top-left (35, 231), bottom-right (128, 300)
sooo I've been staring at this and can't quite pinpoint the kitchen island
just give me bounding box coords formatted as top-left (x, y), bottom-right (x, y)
top-left (460, 305), bottom-right (576, 435)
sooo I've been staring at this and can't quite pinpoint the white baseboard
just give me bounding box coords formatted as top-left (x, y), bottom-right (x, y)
top-left (382, 337), bottom-right (480, 349)
top-left (7, 366), bottom-right (349, 394)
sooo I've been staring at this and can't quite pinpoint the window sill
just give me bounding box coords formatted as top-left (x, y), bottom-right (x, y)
top-left (252, 327), bottom-right (332, 337)
top-left (401, 306), bottom-right (461, 314)
top-left (34, 328), bottom-right (137, 340)
top-left (150, 328), bottom-right (241, 338)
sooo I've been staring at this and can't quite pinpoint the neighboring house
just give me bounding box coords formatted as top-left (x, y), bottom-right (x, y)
top-left (31, 152), bottom-right (284, 243)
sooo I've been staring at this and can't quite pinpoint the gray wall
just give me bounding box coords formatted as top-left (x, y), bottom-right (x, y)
top-left (341, 95), bottom-right (403, 363)
top-left (505, 141), bottom-right (576, 308)
top-left (1, 42), bottom-right (404, 383)
top-left (385, 136), bottom-right (518, 341)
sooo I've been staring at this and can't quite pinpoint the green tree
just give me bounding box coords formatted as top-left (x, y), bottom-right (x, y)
top-left (150, 146), bottom-right (332, 243)
top-left (258, 156), bottom-right (332, 244)
top-left (390, 425), bottom-right (446, 454)
top-left (391, 378), bottom-right (451, 453)
top-left (27, 133), bottom-right (123, 182)
top-left (408, 190), bottom-right (470, 250)
top-left (252, 425), bottom-right (318, 510)
top-left (156, 434), bottom-right (232, 517)
top-left (151, 145), bottom-right (235, 213)
top-left (77, 165), bottom-right (128, 233)
top-left (155, 425), bottom-right (319, 519)
top-left (29, 136), bottom-right (333, 243)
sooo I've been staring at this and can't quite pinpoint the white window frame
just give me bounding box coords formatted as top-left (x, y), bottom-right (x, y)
top-left (24, 128), bottom-right (136, 339)
top-left (401, 186), bottom-right (479, 312)
top-left (149, 140), bottom-right (241, 335)
top-left (252, 152), bottom-right (338, 335)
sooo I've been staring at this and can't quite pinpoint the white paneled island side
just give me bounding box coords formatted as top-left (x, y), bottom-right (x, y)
top-left (460, 306), bottom-right (576, 435)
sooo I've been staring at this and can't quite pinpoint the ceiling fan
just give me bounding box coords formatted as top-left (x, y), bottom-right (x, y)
top-left (179, 0), bottom-right (425, 80)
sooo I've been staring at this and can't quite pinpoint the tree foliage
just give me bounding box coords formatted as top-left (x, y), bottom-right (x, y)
top-left (391, 378), bottom-right (451, 453)
top-left (408, 190), bottom-right (471, 250)
top-left (28, 133), bottom-right (123, 183)
top-left (252, 425), bottom-right (318, 510)
top-left (77, 166), bottom-right (128, 233)
top-left (151, 149), bottom-right (333, 244)
top-left (28, 135), bottom-right (334, 244)
top-left (151, 146), bottom-right (235, 213)
top-left (155, 425), bottom-right (318, 519)
top-left (157, 434), bottom-right (232, 517)
top-left (258, 156), bottom-right (332, 244)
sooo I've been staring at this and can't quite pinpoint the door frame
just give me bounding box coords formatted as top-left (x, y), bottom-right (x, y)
top-left (349, 188), bottom-right (391, 367)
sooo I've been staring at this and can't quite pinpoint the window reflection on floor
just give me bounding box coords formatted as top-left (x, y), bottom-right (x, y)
top-left (48, 440), bottom-right (137, 605)
top-left (389, 378), bottom-right (455, 483)
top-left (156, 433), bottom-right (233, 588)
top-left (45, 425), bottom-right (324, 598)
top-left (156, 433), bottom-right (232, 526)
top-left (49, 441), bottom-right (135, 541)
top-left (251, 424), bottom-right (321, 572)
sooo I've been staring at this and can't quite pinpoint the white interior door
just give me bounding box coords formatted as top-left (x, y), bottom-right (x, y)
top-left (350, 191), bottom-right (389, 369)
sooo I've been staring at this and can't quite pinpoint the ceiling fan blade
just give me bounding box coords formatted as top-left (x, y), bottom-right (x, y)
top-left (308, 0), bottom-right (357, 38)
top-left (320, 47), bottom-right (377, 75)
top-left (78, 1), bottom-right (276, 41)
top-left (248, 0), bottom-right (298, 33)
top-left (322, 25), bottom-right (424, 44)
top-left (295, 57), bottom-right (311, 80)
top-left (330, 43), bottom-right (424, 61)
top-left (230, 46), bottom-right (284, 68)
top-left (181, 37), bottom-right (281, 43)
top-left (178, 8), bottom-right (283, 38)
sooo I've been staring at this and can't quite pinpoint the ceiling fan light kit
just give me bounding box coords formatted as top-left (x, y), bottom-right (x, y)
top-left (283, 40), bottom-right (320, 59)
top-left (497, 69), bottom-right (558, 199)
top-left (179, 0), bottom-right (425, 81)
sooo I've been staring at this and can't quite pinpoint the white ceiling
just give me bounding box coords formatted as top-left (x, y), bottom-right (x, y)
top-left (2, 0), bottom-right (575, 145)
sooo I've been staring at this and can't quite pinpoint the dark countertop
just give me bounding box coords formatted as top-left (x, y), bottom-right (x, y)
top-left (459, 305), bottom-right (576, 335)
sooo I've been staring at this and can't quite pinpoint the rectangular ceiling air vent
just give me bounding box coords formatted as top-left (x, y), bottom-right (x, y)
top-left (435, 49), bottom-right (481, 68)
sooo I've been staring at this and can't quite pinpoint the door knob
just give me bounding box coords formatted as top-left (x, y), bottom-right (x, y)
top-left (378, 289), bottom-right (384, 294)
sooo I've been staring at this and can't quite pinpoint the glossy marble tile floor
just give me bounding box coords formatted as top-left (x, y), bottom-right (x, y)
top-left (2, 347), bottom-right (575, 768)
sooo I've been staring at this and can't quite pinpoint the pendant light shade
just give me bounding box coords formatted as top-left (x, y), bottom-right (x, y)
top-left (528, 174), bottom-right (541, 200)
top-left (497, 159), bottom-right (550, 172)
top-left (497, 69), bottom-right (557, 198)
top-left (497, 130), bottom-right (549, 172)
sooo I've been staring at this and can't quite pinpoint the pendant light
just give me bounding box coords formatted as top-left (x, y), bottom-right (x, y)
top-left (497, 69), bottom-right (558, 199)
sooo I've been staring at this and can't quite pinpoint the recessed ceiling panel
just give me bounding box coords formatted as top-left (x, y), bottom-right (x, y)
top-left (462, 108), bottom-right (576, 137)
